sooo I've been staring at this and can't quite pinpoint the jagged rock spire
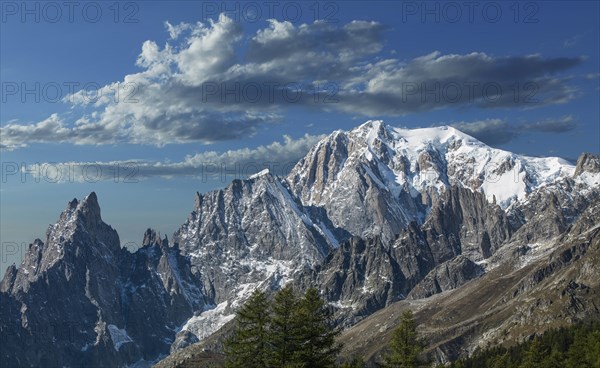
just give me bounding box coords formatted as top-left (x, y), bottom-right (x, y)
top-left (79, 192), bottom-right (102, 226)
top-left (143, 228), bottom-right (160, 246)
top-left (574, 152), bottom-right (600, 176)
top-left (194, 192), bottom-right (202, 209)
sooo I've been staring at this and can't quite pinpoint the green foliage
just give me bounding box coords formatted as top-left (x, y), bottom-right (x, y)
top-left (382, 309), bottom-right (425, 368)
top-left (224, 289), bottom-right (271, 368)
top-left (519, 338), bottom-right (546, 368)
top-left (339, 357), bottom-right (366, 368)
top-left (269, 285), bottom-right (302, 367)
top-left (224, 287), bottom-right (342, 368)
top-left (293, 288), bottom-right (342, 367)
top-left (446, 322), bottom-right (600, 368)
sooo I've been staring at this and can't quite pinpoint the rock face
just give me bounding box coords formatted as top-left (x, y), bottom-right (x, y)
top-left (574, 152), bottom-right (600, 176)
top-left (286, 127), bottom-right (423, 245)
top-left (407, 256), bottom-right (484, 299)
top-left (0, 194), bottom-right (205, 367)
top-left (297, 186), bottom-right (512, 326)
top-left (1, 122), bottom-right (598, 368)
top-left (170, 330), bottom-right (199, 354)
top-left (171, 174), bottom-right (348, 342)
top-left (337, 197), bottom-right (600, 366)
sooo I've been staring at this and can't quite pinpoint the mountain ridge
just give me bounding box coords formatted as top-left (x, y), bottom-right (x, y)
top-left (1, 121), bottom-right (597, 367)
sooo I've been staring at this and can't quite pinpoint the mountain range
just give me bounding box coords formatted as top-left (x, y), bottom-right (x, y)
top-left (1, 121), bottom-right (598, 367)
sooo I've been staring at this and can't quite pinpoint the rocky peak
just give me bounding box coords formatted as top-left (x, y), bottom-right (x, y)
top-left (347, 120), bottom-right (395, 154)
top-left (574, 152), bottom-right (600, 176)
top-left (78, 192), bottom-right (102, 229)
top-left (58, 192), bottom-right (103, 233)
top-left (81, 191), bottom-right (100, 214)
top-left (143, 228), bottom-right (159, 246)
top-left (142, 229), bottom-right (171, 250)
top-left (0, 191), bottom-right (209, 367)
top-left (352, 120), bottom-right (389, 138)
top-left (194, 192), bottom-right (202, 209)
top-left (68, 197), bottom-right (79, 209)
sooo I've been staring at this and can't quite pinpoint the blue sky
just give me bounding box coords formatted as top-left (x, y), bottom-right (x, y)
top-left (1, 1), bottom-right (599, 270)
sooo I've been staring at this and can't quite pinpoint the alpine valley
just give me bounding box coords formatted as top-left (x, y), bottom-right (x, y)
top-left (1, 121), bottom-right (599, 367)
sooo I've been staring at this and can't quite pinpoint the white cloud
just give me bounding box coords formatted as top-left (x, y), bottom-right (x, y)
top-left (176, 14), bottom-right (243, 85)
top-left (0, 14), bottom-right (583, 151)
top-left (31, 134), bottom-right (325, 181)
top-left (164, 21), bottom-right (192, 40)
top-left (2, 114), bottom-right (76, 150)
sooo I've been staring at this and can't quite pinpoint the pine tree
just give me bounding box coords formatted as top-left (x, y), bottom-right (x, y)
top-left (585, 329), bottom-right (600, 368)
top-left (269, 285), bottom-right (302, 367)
top-left (340, 357), bottom-right (366, 368)
top-left (383, 309), bottom-right (424, 368)
top-left (293, 288), bottom-right (341, 368)
top-left (519, 338), bottom-right (546, 368)
top-left (447, 323), bottom-right (600, 367)
top-left (224, 289), bottom-right (271, 368)
top-left (566, 329), bottom-right (589, 368)
top-left (489, 352), bottom-right (510, 368)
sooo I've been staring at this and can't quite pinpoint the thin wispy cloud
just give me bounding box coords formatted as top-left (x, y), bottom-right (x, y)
top-left (29, 133), bottom-right (325, 182)
top-left (449, 115), bottom-right (577, 146)
top-left (564, 34), bottom-right (583, 48)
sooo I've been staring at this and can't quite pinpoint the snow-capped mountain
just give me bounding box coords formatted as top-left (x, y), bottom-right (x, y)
top-left (170, 173), bottom-right (347, 344)
top-left (287, 121), bottom-right (575, 248)
top-left (1, 121), bottom-right (597, 367)
top-left (172, 121), bottom-right (583, 347)
top-left (163, 123), bottom-right (598, 366)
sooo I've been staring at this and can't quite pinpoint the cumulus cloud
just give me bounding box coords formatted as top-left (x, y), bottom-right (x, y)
top-left (30, 134), bottom-right (324, 182)
top-left (450, 115), bottom-right (577, 145)
top-left (0, 14), bottom-right (584, 150)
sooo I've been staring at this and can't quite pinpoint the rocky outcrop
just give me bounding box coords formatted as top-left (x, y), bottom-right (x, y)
top-left (170, 330), bottom-right (200, 354)
top-left (301, 236), bottom-right (406, 326)
top-left (407, 256), bottom-right (484, 299)
top-left (426, 186), bottom-right (513, 261)
top-left (336, 206), bottom-right (600, 366)
top-left (172, 173), bottom-right (341, 306)
top-left (0, 194), bottom-right (205, 367)
top-left (574, 152), bottom-right (600, 176)
top-left (507, 173), bottom-right (599, 245)
top-left (293, 185), bottom-right (513, 327)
